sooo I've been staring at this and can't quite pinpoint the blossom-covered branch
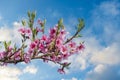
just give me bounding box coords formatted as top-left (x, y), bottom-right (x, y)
top-left (0, 11), bottom-right (85, 74)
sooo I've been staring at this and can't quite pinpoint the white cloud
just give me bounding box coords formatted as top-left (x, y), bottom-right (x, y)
top-left (0, 66), bottom-right (21, 80)
top-left (93, 64), bottom-right (106, 74)
top-left (0, 26), bottom-right (12, 41)
top-left (60, 1), bottom-right (120, 80)
top-left (0, 21), bottom-right (23, 48)
top-left (13, 21), bottom-right (21, 27)
top-left (84, 1), bottom-right (120, 80)
top-left (99, 1), bottom-right (120, 16)
top-left (90, 42), bottom-right (120, 65)
top-left (61, 77), bottom-right (78, 80)
top-left (0, 65), bottom-right (38, 80)
top-left (23, 65), bottom-right (37, 74)
top-left (71, 77), bottom-right (78, 80)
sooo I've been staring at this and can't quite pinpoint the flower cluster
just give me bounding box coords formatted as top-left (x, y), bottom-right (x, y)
top-left (0, 12), bottom-right (85, 74)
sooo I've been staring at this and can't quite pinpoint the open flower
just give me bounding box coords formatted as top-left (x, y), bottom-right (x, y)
top-left (77, 44), bottom-right (85, 51)
top-left (24, 53), bottom-right (31, 63)
top-left (68, 41), bottom-right (76, 48)
top-left (30, 42), bottom-right (36, 49)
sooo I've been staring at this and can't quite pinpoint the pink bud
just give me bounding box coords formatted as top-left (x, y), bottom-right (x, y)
top-left (57, 68), bottom-right (65, 74)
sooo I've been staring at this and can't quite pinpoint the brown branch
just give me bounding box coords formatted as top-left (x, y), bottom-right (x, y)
top-left (0, 52), bottom-right (62, 65)
top-left (64, 30), bottom-right (79, 44)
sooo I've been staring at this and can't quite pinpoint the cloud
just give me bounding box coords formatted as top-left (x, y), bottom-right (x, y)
top-left (0, 65), bottom-right (38, 80)
top-left (0, 66), bottom-right (21, 80)
top-left (86, 65), bottom-right (120, 80)
top-left (99, 1), bottom-right (120, 16)
top-left (90, 42), bottom-right (120, 65)
top-left (0, 21), bottom-right (23, 48)
top-left (13, 21), bottom-right (21, 27)
top-left (0, 21), bottom-right (22, 42)
top-left (61, 1), bottom-right (120, 80)
top-left (92, 64), bottom-right (106, 74)
top-left (84, 1), bottom-right (120, 80)
top-left (61, 77), bottom-right (78, 80)
top-left (23, 65), bottom-right (37, 74)
top-left (0, 26), bottom-right (12, 41)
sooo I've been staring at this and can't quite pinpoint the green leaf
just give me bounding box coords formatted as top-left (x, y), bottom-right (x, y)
top-left (31, 11), bottom-right (36, 20)
top-left (77, 18), bottom-right (85, 31)
top-left (22, 20), bottom-right (26, 26)
top-left (58, 18), bottom-right (63, 27)
top-left (27, 11), bottom-right (31, 18)
top-left (13, 44), bottom-right (17, 52)
top-left (32, 29), bottom-right (37, 40)
top-left (7, 41), bottom-right (11, 46)
top-left (3, 41), bottom-right (7, 50)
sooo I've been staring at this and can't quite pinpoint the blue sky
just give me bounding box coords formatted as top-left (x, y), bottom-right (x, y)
top-left (0, 0), bottom-right (120, 80)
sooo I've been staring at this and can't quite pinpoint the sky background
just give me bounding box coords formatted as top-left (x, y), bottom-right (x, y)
top-left (0, 0), bottom-right (120, 80)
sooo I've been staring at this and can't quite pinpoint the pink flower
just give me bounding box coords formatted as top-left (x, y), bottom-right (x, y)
top-left (61, 53), bottom-right (69, 60)
top-left (70, 48), bottom-right (77, 55)
top-left (58, 29), bottom-right (68, 40)
top-left (49, 27), bottom-right (56, 35)
top-left (30, 42), bottom-right (36, 49)
top-left (56, 55), bottom-right (62, 62)
top-left (26, 28), bottom-right (31, 34)
top-left (60, 46), bottom-right (68, 54)
top-left (28, 49), bottom-right (33, 55)
top-left (39, 43), bottom-right (44, 50)
top-left (41, 35), bottom-right (47, 41)
top-left (77, 44), bottom-right (85, 51)
top-left (56, 38), bottom-right (62, 48)
top-left (8, 46), bottom-right (13, 52)
top-left (36, 27), bottom-right (43, 33)
top-left (57, 68), bottom-right (65, 74)
top-left (34, 39), bottom-right (40, 44)
top-left (0, 52), bottom-right (4, 59)
top-left (18, 28), bottom-right (25, 35)
top-left (68, 41), bottom-right (76, 48)
top-left (50, 54), bottom-right (56, 62)
top-left (37, 19), bottom-right (43, 25)
top-left (24, 53), bottom-right (31, 63)
top-left (14, 52), bottom-right (21, 60)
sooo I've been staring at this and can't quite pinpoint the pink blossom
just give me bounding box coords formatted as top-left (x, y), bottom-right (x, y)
top-left (39, 43), bottom-right (44, 50)
top-left (68, 41), bottom-right (76, 48)
top-left (61, 53), bottom-right (69, 60)
top-left (24, 53), bottom-right (31, 63)
top-left (70, 48), bottom-right (77, 55)
top-left (14, 52), bottom-right (21, 60)
top-left (50, 54), bottom-right (56, 62)
top-left (30, 42), bottom-right (36, 49)
top-left (0, 52), bottom-right (4, 59)
top-left (60, 46), bottom-right (68, 54)
top-left (41, 35), bottom-right (47, 41)
top-left (49, 27), bottom-right (56, 35)
top-left (34, 39), bottom-right (40, 44)
top-left (56, 55), bottom-right (62, 62)
top-left (56, 38), bottom-right (62, 48)
top-left (8, 46), bottom-right (13, 52)
top-left (37, 19), bottom-right (43, 25)
top-left (18, 28), bottom-right (25, 35)
top-left (57, 68), bottom-right (65, 74)
top-left (36, 27), bottom-right (43, 33)
top-left (28, 48), bottom-right (33, 55)
top-left (26, 28), bottom-right (31, 34)
top-left (77, 44), bottom-right (85, 51)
